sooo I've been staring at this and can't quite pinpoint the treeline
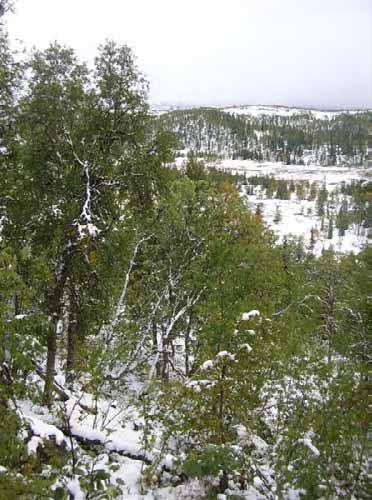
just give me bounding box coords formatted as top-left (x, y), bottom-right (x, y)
top-left (155, 107), bottom-right (372, 165)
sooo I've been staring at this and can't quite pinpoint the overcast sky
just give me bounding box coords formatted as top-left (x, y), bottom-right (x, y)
top-left (7, 0), bottom-right (372, 108)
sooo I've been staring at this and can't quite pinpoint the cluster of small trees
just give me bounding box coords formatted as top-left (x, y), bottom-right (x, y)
top-left (246, 175), bottom-right (370, 243)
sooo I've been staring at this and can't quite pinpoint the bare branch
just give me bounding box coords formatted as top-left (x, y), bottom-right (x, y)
top-left (103, 234), bottom-right (153, 345)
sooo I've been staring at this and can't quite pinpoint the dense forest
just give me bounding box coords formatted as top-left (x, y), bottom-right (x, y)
top-left (155, 108), bottom-right (372, 165)
top-left (0, 3), bottom-right (371, 499)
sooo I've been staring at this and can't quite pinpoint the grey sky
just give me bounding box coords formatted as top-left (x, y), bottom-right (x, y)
top-left (7, 0), bottom-right (372, 108)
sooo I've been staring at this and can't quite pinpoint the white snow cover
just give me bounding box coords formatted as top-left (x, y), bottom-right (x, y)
top-left (297, 438), bottom-right (320, 457)
top-left (24, 414), bottom-right (71, 450)
top-left (187, 379), bottom-right (217, 392)
top-left (77, 222), bottom-right (100, 239)
top-left (222, 104), bottom-right (370, 119)
top-left (242, 310), bottom-right (260, 320)
top-left (212, 160), bottom-right (369, 186)
top-left (66, 478), bottom-right (85, 500)
top-left (240, 343), bottom-right (253, 353)
top-left (200, 359), bottom-right (214, 370)
top-left (110, 457), bottom-right (143, 496)
top-left (151, 103), bottom-right (371, 120)
top-left (27, 435), bottom-right (43, 455)
top-left (205, 160), bottom-right (370, 255)
top-left (62, 394), bottom-right (147, 459)
top-left (216, 351), bottom-right (236, 361)
top-left (15, 360), bottom-right (337, 498)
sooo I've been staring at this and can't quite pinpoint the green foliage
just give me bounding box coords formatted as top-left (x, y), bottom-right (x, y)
top-left (0, 406), bottom-right (26, 470)
top-left (182, 444), bottom-right (240, 479)
top-left (184, 151), bottom-right (207, 181)
top-left (276, 179), bottom-right (290, 200)
top-left (0, 406), bottom-right (58, 497)
top-left (149, 246), bottom-right (369, 496)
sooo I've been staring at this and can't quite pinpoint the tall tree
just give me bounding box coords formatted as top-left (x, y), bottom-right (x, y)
top-left (3, 41), bottom-right (170, 405)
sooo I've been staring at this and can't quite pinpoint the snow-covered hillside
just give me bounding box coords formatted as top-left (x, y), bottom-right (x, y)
top-left (156, 106), bottom-right (371, 167)
top-left (222, 104), bottom-right (370, 119)
top-left (152, 103), bottom-right (371, 120)
top-left (233, 161), bottom-right (370, 254)
top-left (212, 160), bottom-right (368, 185)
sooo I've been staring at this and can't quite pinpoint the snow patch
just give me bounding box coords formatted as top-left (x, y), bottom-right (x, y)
top-left (25, 415), bottom-right (71, 449)
top-left (200, 360), bottom-right (214, 370)
top-left (297, 438), bottom-right (320, 457)
top-left (66, 478), bottom-right (85, 500)
top-left (27, 436), bottom-right (43, 455)
top-left (15, 314), bottom-right (27, 320)
top-left (240, 343), bottom-right (253, 353)
top-left (242, 310), bottom-right (260, 320)
top-left (216, 351), bottom-right (236, 361)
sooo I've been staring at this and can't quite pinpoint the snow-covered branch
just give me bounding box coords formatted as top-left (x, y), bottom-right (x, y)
top-left (64, 129), bottom-right (99, 238)
top-left (148, 286), bottom-right (206, 381)
top-left (103, 234), bottom-right (153, 345)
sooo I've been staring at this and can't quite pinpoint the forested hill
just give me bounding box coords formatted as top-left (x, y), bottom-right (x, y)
top-left (155, 106), bottom-right (372, 165)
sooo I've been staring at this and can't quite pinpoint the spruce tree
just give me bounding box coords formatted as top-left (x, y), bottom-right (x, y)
top-left (327, 216), bottom-right (334, 239)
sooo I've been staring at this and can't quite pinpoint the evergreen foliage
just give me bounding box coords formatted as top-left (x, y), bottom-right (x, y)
top-left (155, 107), bottom-right (372, 165)
top-left (0, 8), bottom-right (370, 498)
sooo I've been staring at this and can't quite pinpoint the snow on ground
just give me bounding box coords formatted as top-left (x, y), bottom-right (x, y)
top-left (206, 160), bottom-right (370, 255)
top-left (173, 157), bottom-right (371, 254)
top-left (17, 387), bottom-right (209, 499)
top-left (14, 307), bottom-right (357, 499)
top-left (151, 103), bottom-right (371, 119)
top-left (245, 193), bottom-right (368, 255)
top-left (175, 157), bottom-right (371, 186)
top-left (222, 104), bottom-right (370, 119)
top-left (211, 159), bottom-right (370, 188)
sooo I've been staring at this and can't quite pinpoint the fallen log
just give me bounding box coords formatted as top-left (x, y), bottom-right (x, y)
top-left (60, 426), bottom-right (152, 465)
top-left (32, 360), bottom-right (97, 414)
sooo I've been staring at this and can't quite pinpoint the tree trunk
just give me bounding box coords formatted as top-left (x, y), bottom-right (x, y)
top-left (66, 287), bottom-right (81, 385)
top-left (161, 345), bottom-right (170, 381)
top-left (185, 313), bottom-right (192, 377)
top-left (66, 319), bottom-right (78, 384)
top-left (42, 264), bottom-right (69, 407)
top-left (43, 319), bottom-right (59, 408)
top-left (152, 321), bottom-right (162, 377)
top-left (218, 365), bottom-right (226, 444)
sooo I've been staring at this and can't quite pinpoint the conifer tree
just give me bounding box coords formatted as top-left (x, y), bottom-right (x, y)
top-left (2, 40), bottom-right (172, 405)
top-left (327, 216), bottom-right (334, 239)
top-left (274, 205), bottom-right (282, 224)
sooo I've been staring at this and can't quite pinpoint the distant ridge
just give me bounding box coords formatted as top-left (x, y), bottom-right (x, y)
top-left (151, 103), bottom-right (372, 119)
top-left (150, 101), bottom-right (372, 112)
